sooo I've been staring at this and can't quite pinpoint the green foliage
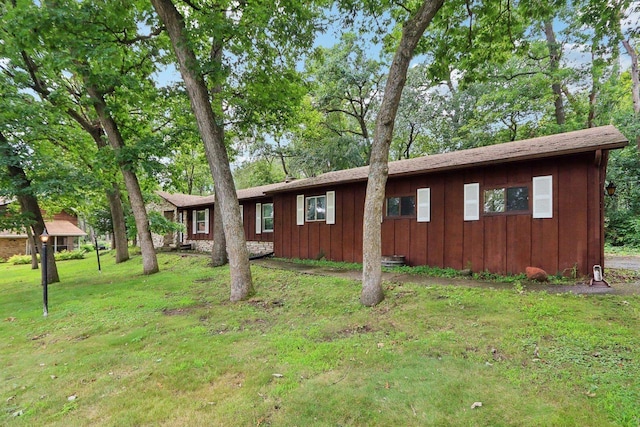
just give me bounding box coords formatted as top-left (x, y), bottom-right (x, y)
top-left (127, 210), bottom-right (185, 240)
top-left (7, 254), bottom-right (31, 265)
top-left (54, 249), bottom-right (86, 261)
top-left (234, 159), bottom-right (286, 189)
top-left (7, 249), bottom-right (86, 265)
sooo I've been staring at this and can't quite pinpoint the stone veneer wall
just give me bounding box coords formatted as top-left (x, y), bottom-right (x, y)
top-left (147, 199), bottom-right (179, 249)
top-left (185, 239), bottom-right (273, 256)
top-left (0, 238), bottom-right (27, 259)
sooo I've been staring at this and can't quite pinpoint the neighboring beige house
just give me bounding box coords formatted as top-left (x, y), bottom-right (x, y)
top-left (0, 197), bottom-right (87, 259)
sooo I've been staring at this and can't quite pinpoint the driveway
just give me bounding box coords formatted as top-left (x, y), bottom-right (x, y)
top-left (252, 256), bottom-right (640, 296)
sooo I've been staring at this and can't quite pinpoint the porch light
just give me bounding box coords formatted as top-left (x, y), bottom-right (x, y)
top-left (606, 181), bottom-right (616, 197)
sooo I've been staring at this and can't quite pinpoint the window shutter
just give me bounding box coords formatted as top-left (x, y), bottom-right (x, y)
top-left (417, 188), bottom-right (431, 222)
top-left (255, 203), bottom-right (262, 234)
top-left (326, 191), bottom-right (335, 225)
top-left (464, 183), bottom-right (480, 221)
top-left (533, 175), bottom-right (553, 218)
top-left (204, 208), bottom-right (210, 234)
top-left (192, 210), bottom-right (196, 234)
top-left (296, 195), bottom-right (304, 225)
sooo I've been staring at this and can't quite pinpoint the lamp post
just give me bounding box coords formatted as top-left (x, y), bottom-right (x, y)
top-left (606, 181), bottom-right (616, 197)
top-left (40, 230), bottom-right (49, 317)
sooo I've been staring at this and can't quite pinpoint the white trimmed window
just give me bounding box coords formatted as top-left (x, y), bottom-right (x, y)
top-left (262, 203), bottom-right (274, 232)
top-left (306, 195), bottom-right (326, 221)
top-left (532, 175), bottom-right (553, 219)
top-left (192, 208), bottom-right (209, 234)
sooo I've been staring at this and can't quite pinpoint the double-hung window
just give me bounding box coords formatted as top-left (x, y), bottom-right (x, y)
top-left (192, 208), bottom-right (209, 234)
top-left (306, 195), bottom-right (326, 221)
top-left (262, 203), bottom-right (274, 232)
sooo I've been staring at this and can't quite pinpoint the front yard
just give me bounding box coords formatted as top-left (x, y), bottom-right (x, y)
top-left (1, 252), bottom-right (639, 426)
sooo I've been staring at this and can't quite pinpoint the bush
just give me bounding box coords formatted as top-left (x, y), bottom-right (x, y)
top-left (0, 257), bottom-right (7, 264)
top-left (80, 243), bottom-right (95, 253)
top-left (8, 254), bottom-right (32, 265)
top-left (55, 250), bottom-right (86, 261)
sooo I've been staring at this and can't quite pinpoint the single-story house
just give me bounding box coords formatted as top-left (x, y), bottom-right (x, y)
top-left (0, 201), bottom-right (87, 259)
top-left (152, 126), bottom-right (627, 277)
top-left (268, 125), bottom-right (627, 276)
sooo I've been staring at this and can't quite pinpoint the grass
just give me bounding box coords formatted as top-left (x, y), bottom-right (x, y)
top-left (1, 252), bottom-right (639, 426)
top-left (605, 244), bottom-right (640, 256)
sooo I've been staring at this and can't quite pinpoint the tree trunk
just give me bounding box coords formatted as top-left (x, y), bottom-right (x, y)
top-left (587, 47), bottom-right (600, 128)
top-left (622, 39), bottom-right (639, 115)
top-left (361, 0), bottom-right (444, 306)
top-left (0, 132), bottom-right (60, 282)
top-left (544, 20), bottom-right (565, 126)
top-left (85, 86), bottom-right (159, 275)
top-left (106, 182), bottom-right (130, 263)
top-left (26, 226), bottom-right (39, 269)
top-left (211, 191), bottom-right (228, 267)
top-left (152, 0), bottom-right (253, 300)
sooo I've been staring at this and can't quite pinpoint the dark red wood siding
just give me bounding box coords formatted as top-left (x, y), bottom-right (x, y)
top-left (184, 198), bottom-right (274, 243)
top-left (241, 199), bottom-right (274, 243)
top-left (273, 151), bottom-right (608, 277)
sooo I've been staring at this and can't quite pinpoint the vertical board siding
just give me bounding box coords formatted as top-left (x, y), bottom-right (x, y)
top-left (427, 176), bottom-right (445, 268)
top-left (272, 152), bottom-right (607, 277)
top-left (531, 163), bottom-right (559, 274)
top-left (558, 156), bottom-right (588, 275)
top-left (444, 174), bottom-right (464, 269)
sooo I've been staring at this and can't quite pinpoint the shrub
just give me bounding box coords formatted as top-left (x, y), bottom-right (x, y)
top-left (80, 243), bottom-right (95, 252)
top-left (55, 249), bottom-right (86, 261)
top-left (0, 257), bottom-right (7, 264)
top-left (8, 254), bottom-right (32, 265)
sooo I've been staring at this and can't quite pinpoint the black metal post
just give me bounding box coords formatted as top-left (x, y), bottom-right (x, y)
top-left (94, 235), bottom-right (101, 272)
top-left (42, 239), bottom-right (48, 317)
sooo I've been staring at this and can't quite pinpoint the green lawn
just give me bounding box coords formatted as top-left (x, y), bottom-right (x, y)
top-left (1, 252), bottom-right (639, 426)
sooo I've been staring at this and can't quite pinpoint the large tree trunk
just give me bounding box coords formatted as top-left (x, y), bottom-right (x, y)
top-left (209, 37), bottom-right (228, 268)
top-left (622, 39), bottom-right (639, 115)
top-left (544, 20), bottom-right (565, 125)
top-left (211, 191), bottom-right (228, 267)
top-left (152, 0), bottom-right (253, 300)
top-left (361, 0), bottom-right (444, 306)
top-left (85, 86), bottom-right (159, 275)
top-left (0, 132), bottom-right (59, 283)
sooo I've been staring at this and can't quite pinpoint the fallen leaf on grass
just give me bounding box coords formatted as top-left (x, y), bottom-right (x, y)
top-left (272, 373), bottom-right (283, 378)
top-left (67, 394), bottom-right (77, 401)
top-left (5, 317), bottom-right (16, 322)
top-left (471, 402), bottom-right (482, 409)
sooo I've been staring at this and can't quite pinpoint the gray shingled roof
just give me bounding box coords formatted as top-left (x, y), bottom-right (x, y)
top-left (267, 125), bottom-right (628, 193)
top-left (156, 191), bottom-right (214, 208)
top-left (157, 182), bottom-right (286, 209)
